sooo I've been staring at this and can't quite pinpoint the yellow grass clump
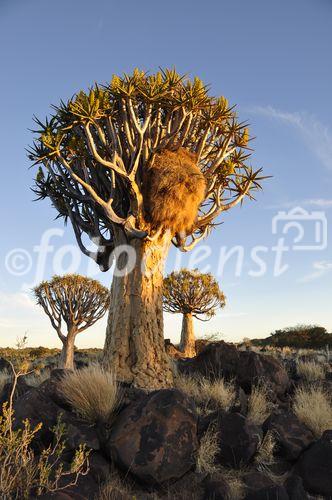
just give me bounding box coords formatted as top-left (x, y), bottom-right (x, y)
top-left (175, 374), bottom-right (236, 412)
top-left (60, 365), bottom-right (119, 423)
top-left (293, 384), bottom-right (332, 438)
top-left (247, 384), bottom-right (274, 426)
top-left (196, 425), bottom-right (220, 474)
top-left (297, 360), bottom-right (325, 382)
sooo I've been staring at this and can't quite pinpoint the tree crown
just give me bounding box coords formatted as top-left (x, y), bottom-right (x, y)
top-left (33, 274), bottom-right (110, 337)
top-left (29, 68), bottom-right (265, 269)
top-left (163, 268), bottom-right (226, 319)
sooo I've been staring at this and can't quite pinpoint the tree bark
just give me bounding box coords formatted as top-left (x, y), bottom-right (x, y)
top-left (59, 331), bottom-right (76, 370)
top-left (103, 232), bottom-right (174, 389)
top-left (179, 313), bottom-right (196, 358)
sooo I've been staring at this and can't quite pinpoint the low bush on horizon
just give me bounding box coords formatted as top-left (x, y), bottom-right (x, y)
top-left (293, 384), bottom-right (332, 438)
top-left (60, 365), bottom-right (120, 423)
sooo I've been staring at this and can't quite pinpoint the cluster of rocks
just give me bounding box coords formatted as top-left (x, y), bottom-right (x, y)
top-left (0, 341), bottom-right (331, 499)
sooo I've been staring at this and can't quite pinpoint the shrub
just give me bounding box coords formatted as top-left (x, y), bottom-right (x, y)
top-left (60, 365), bottom-right (119, 423)
top-left (25, 368), bottom-right (51, 387)
top-left (297, 361), bottom-right (325, 382)
top-left (247, 383), bottom-right (274, 426)
top-left (293, 385), bottom-right (332, 437)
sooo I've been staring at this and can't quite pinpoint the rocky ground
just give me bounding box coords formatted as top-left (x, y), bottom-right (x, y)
top-left (0, 341), bottom-right (332, 499)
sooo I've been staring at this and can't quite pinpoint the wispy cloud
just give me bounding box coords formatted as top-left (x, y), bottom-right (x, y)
top-left (266, 198), bottom-right (332, 210)
top-left (247, 105), bottom-right (332, 171)
top-left (298, 260), bottom-right (332, 283)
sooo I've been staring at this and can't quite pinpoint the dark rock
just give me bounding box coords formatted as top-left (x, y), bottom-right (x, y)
top-left (237, 351), bottom-right (289, 396)
top-left (284, 475), bottom-right (309, 500)
top-left (108, 388), bottom-right (198, 484)
top-left (231, 387), bottom-right (248, 415)
top-left (296, 429), bottom-right (332, 496)
top-left (0, 356), bottom-right (12, 372)
top-left (218, 412), bottom-right (262, 468)
top-left (13, 382), bottom-right (100, 452)
top-left (203, 472), bottom-right (230, 499)
top-left (263, 410), bottom-right (314, 460)
top-left (178, 341), bottom-right (240, 380)
top-left (165, 471), bottom-right (205, 500)
top-left (88, 451), bottom-right (111, 483)
top-left (243, 470), bottom-right (276, 493)
top-left (199, 411), bottom-right (262, 468)
top-left (244, 485), bottom-right (289, 500)
top-left (0, 376), bottom-right (31, 408)
top-left (117, 381), bottom-right (147, 410)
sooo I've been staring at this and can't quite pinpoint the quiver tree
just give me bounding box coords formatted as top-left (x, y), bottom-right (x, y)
top-left (33, 275), bottom-right (110, 369)
top-left (29, 68), bottom-right (265, 388)
top-left (163, 269), bottom-right (226, 357)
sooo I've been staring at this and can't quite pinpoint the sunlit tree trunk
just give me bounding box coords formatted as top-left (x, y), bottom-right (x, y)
top-left (103, 232), bottom-right (174, 389)
top-left (179, 313), bottom-right (196, 358)
top-left (59, 330), bottom-right (77, 370)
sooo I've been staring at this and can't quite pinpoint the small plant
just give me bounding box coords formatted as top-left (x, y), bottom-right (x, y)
top-left (0, 364), bottom-right (89, 499)
top-left (247, 383), bottom-right (274, 426)
top-left (293, 384), bottom-right (332, 438)
top-left (297, 360), bottom-right (325, 382)
top-left (196, 425), bottom-right (220, 474)
top-left (60, 365), bottom-right (119, 423)
top-left (95, 470), bottom-right (133, 500)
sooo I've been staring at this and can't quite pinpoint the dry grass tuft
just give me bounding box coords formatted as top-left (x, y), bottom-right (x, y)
top-left (175, 374), bottom-right (236, 413)
top-left (95, 471), bottom-right (132, 500)
top-left (293, 384), bottom-right (332, 438)
top-left (255, 431), bottom-right (277, 470)
top-left (60, 364), bottom-right (119, 423)
top-left (297, 361), bottom-right (325, 382)
top-left (196, 425), bottom-right (220, 474)
top-left (247, 384), bottom-right (274, 426)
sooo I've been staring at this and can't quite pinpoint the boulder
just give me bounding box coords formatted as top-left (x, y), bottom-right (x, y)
top-left (108, 388), bottom-right (198, 484)
top-left (13, 378), bottom-right (100, 452)
top-left (284, 475), bottom-right (309, 500)
top-left (244, 485), bottom-right (289, 500)
top-left (296, 429), bottom-right (332, 496)
top-left (0, 376), bottom-right (31, 408)
top-left (263, 410), bottom-right (314, 461)
top-left (199, 411), bottom-right (262, 468)
top-left (178, 341), bottom-right (240, 380)
top-left (203, 473), bottom-right (230, 499)
top-left (0, 356), bottom-right (12, 372)
top-left (237, 351), bottom-right (289, 396)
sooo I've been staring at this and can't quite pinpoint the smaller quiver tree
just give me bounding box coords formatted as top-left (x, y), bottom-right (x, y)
top-left (33, 274), bottom-right (110, 369)
top-left (163, 269), bottom-right (226, 357)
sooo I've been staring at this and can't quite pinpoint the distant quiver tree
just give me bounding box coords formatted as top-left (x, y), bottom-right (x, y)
top-left (163, 269), bottom-right (226, 357)
top-left (33, 274), bottom-right (110, 369)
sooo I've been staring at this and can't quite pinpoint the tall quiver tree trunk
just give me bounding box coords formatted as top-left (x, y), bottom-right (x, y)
top-left (103, 232), bottom-right (173, 389)
top-left (179, 313), bottom-right (196, 358)
top-left (59, 328), bottom-right (77, 370)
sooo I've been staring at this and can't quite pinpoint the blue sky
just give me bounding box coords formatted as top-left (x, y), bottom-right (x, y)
top-left (0, 0), bottom-right (331, 348)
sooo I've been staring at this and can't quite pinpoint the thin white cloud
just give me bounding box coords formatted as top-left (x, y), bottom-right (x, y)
top-left (298, 260), bottom-right (332, 283)
top-left (266, 198), bottom-right (332, 210)
top-left (247, 105), bottom-right (332, 171)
